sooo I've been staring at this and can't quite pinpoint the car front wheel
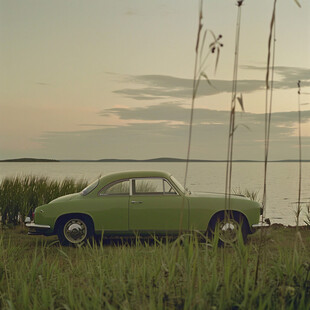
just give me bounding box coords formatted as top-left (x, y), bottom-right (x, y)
top-left (57, 216), bottom-right (93, 246)
top-left (209, 213), bottom-right (248, 246)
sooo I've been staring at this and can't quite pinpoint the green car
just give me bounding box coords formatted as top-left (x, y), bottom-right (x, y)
top-left (26, 170), bottom-right (263, 246)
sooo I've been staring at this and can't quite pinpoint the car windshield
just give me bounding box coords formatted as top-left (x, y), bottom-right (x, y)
top-left (81, 179), bottom-right (99, 196)
top-left (170, 176), bottom-right (186, 194)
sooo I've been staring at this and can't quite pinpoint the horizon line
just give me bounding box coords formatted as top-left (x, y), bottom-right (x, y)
top-left (1, 157), bottom-right (310, 163)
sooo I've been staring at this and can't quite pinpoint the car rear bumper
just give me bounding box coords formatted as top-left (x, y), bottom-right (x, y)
top-left (252, 222), bottom-right (270, 228)
top-left (252, 217), bottom-right (271, 229)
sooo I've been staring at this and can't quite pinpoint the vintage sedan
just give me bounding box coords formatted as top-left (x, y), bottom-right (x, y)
top-left (26, 171), bottom-right (263, 246)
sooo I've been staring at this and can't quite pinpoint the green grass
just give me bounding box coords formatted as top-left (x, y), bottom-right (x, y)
top-left (0, 226), bottom-right (309, 309)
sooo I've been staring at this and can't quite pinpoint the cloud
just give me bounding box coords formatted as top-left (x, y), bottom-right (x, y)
top-left (32, 103), bottom-right (310, 160)
top-left (101, 102), bottom-right (227, 123)
top-left (114, 75), bottom-right (263, 100)
top-left (114, 66), bottom-right (310, 100)
top-left (241, 66), bottom-right (310, 85)
top-left (79, 124), bottom-right (118, 128)
top-left (101, 102), bottom-right (310, 126)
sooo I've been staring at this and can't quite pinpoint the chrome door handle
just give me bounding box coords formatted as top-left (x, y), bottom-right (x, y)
top-left (131, 201), bottom-right (143, 204)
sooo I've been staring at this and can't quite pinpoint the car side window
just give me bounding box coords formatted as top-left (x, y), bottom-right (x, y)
top-left (100, 180), bottom-right (129, 196)
top-left (133, 178), bottom-right (177, 195)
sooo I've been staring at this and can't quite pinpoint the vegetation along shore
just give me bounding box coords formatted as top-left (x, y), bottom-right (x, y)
top-left (0, 175), bottom-right (309, 309)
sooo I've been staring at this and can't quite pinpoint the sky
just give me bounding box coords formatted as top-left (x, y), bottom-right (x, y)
top-left (0, 0), bottom-right (310, 160)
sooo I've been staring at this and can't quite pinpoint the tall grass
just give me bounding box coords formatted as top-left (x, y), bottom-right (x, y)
top-left (182, 0), bottom-right (222, 235)
top-left (262, 0), bottom-right (277, 222)
top-left (295, 80), bottom-right (302, 227)
top-left (184, 0), bottom-right (223, 189)
top-left (255, 0), bottom-right (302, 285)
top-left (0, 228), bottom-right (309, 309)
top-left (0, 176), bottom-right (87, 226)
top-left (254, 0), bottom-right (278, 287)
top-left (225, 0), bottom-right (245, 213)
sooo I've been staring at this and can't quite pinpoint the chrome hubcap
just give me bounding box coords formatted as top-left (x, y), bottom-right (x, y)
top-left (64, 219), bottom-right (87, 243)
top-left (218, 220), bottom-right (238, 243)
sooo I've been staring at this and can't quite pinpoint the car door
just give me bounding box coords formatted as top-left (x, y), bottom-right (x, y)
top-left (129, 177), bottom-right (188, 233)
top-left (90, 179), bottom-right (129, 232)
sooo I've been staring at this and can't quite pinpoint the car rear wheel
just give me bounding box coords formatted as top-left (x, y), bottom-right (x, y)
top-left (209, 212), bottom-right (248, 246)
top-left (57, 216), bottom-right (93, 246)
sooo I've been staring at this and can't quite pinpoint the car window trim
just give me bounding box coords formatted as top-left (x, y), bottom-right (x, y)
top-left (81, 178), bottom-right (99, 196)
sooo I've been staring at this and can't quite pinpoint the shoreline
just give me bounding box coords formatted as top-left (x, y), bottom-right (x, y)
top-left (1, 157), bottom-right (310, 163)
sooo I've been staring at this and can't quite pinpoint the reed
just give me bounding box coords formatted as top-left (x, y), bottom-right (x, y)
top-left (181, 0), bottom-right (222, 237)
top-left (0, 176), bottom-right (88, 226)
top-left (225, 0), bottom-right (245, 213)
top-left (295, 80), bottom-right (302, 228)
top-left (254, 0), bottom-right (278, 287)
top-left (184, 0), bottom-right (223, 188)
top-left (233, 188), bottom-right (261, 202)
top-left (262, 0), bottom-right (277, 223)
top-left (256, 0), bottom-right (303, 285)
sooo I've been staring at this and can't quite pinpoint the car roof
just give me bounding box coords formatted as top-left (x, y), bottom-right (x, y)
top-left (99, 170), bottom-right (172, 184)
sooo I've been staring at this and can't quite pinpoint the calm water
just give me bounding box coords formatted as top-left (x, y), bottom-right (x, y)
top-left (0, 162), bottom-right (309, 226)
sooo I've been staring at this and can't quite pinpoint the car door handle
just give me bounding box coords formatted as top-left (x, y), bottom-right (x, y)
top-left (131, 201), bottom-right (143, 204)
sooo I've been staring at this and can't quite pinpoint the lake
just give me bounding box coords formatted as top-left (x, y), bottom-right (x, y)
top-left (0, 162), bottom-right (309, 226)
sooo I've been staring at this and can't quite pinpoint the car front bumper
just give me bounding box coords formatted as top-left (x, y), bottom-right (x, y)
top-left (25, 220), bottom-right (52, 235)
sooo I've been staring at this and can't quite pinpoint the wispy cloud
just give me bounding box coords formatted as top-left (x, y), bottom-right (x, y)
top-left (114, 75), bottom-right (263, 100)
top-left (101, 102), bottom-right (310, 126)
top-left (114, 66), bottom-right (310, 100)
top-left (241, 65), bottom-right (310, 84)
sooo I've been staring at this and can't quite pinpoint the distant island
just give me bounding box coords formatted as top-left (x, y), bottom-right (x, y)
top-left (1, 157), bottom-right (310, 163)
top-left (0, 158), bottom-right (59, 162)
